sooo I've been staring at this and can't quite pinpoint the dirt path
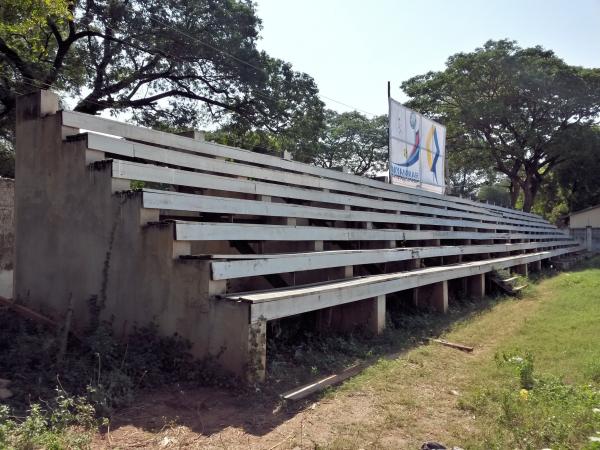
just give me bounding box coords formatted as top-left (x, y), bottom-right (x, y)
top-left (93, 292), bottom-right (545, 449)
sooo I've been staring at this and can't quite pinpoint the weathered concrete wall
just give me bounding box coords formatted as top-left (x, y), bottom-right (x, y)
top-left (0, 177), bottom-right (14, 297)
top-left (14, 92), bottom-right (237, 374)
top-left (570, 207), bottom-right (600, 228)
top-left (571, 227), bottom-right (600, 252)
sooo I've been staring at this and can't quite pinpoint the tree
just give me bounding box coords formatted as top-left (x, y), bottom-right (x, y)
top-left (446, 145), bottom-right (496, 198)
top-left (552, 125), bottom-right (600, 212)
top-left (401, 40), bottom-right (600, 212)
top-left (207, 101), bottom-right (325, 163)
top-left (477, 182), bottom-right (511, 208)
top-left (0, 0), bottom-right (324, 170)
top-left (314, 110), bottom-right (388, 176)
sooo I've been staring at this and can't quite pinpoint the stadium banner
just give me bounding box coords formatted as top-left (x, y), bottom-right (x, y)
top-left (388, 97), bottom-right (446, 194)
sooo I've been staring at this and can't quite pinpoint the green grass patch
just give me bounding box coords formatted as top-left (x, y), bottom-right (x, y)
top-left (459, 257), bottom-right (600, 449)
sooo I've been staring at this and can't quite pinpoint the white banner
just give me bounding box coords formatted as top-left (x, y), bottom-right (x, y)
top-left (389, 98), bottom-right (446, 194)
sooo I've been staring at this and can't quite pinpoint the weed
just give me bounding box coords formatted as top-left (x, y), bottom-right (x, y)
top-left (0, 299), bottom-right (235, 446)
top-left (586, 360), bottom-right (600, 383)
top-left (496, 350), bottom-right (535, 389)
top-left (0, 390), bottom-right (98, 449)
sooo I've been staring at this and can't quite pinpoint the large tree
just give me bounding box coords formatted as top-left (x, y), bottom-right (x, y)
top-left (314, 110), bottom-right (387, 176)
top-left (551, 125), bottom-right (600, 213)
top-left (402, 40), bottom-right (600, 212)
top-left (0, 0), bottom-right (324, 162)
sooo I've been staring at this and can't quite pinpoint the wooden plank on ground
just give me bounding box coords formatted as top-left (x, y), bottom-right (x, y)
top-left (281, 363), bottom-right (367, 401)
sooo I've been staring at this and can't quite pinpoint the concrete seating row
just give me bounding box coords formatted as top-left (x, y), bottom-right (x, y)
top-left (14, 91), bottom-right (582, 383)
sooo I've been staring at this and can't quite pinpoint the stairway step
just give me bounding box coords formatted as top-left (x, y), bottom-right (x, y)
top-left (503, 276), bottom-right (519, 283)
top-left (513, 284), bottom-right (528, 292)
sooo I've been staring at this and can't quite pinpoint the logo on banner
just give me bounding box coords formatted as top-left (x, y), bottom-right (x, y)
top-left (388, 98), bottom-right (445, 192)
top-left (425, 126), bottom-right (442, 182)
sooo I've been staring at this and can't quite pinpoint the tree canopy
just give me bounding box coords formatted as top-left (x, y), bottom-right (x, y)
top-left (402, 40), bottom-right (600, 212)
top-left (0, 0), bottom-right (324, 156)
top-left (314, 110), bottom-right (387, 175)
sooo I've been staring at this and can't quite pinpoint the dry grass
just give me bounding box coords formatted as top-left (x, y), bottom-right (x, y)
top-left (93, 260), bottom-right (600, 449)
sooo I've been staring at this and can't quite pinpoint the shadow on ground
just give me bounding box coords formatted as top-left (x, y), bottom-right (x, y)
top-left (102, 278), bottom-right (537, 443)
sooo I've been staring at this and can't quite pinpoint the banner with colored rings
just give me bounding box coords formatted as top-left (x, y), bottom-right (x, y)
top-left (388, 97), bottom-right (446, 194)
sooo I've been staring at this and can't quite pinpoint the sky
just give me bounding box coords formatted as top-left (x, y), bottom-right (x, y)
top-left (255, 0), bottom-right (600, 117)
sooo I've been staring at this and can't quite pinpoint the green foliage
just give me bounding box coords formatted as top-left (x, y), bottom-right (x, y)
top-left (0, 304), bottom-right (230, 418)
top-left (458, 260), bottom-right (600, 449)
top-left (477, 182), bottom-right (511, 207)
top-left (530, 126), bottom-right (600, 221)
top-left (209, 108), bottom-right (387, 174)
top-left (0, 0), bottom-right (324, 154)
top-left (267, 296), bottom-right (502, 386)
top-left (460, 355), bottom-right (600, 449)
top-left (314, 110), bottom-right (388, 175)
top-left (446, 145), bottom-right (495, 198)
top-left (0, 391), bottom-right (97, 450)
top-left (0, 137), bottom-right (14, 178)
top-left (496, 350), bottom-right (535, 389)
top-left (129, 180), bottom-right (145, 191)
top-left (553, 125), bottom-right (600, 212)
top-left (402, 39), bottom-right (600, 211)
top-left (0, 0), bottom-right (72, 56)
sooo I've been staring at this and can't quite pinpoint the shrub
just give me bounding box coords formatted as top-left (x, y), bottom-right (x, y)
top-left (0, 390), bottom-right (98, 450)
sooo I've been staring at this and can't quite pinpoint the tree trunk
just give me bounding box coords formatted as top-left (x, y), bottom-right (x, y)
top-left (521, 175), bottom-right (540, 213)
top-left (509, 180), bottom-right (520, 208)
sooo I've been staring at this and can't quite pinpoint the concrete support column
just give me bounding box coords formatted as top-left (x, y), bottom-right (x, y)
top-left (466, 273), bottom-right (485, 299)
top-left (415, 280), bottom-right (448, 313)
top-left (210, 300), bottom-right (266, 384)
top-left (586, 226), bottom-right (593, 252)
top-left (327, 295), bottom-right (386, 335)
top-left (512, 263), bottom-right (528, 277)
top-left (369, 295), bottom-right (386, 334)
top-left (314, 240), bottom-right (324, 252)
top-left (528, 260), bottom-right (542, 273)
top-left (316, 265), bottom-right (353, 331)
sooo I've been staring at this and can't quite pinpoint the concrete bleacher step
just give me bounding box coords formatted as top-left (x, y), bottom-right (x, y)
top-left (490, 271), bottom-right (526, 296)
top-left (15, 91), bottom-right (584, 385)
top-left (512, 285), bottom-right (529, 292)
top-left (221, 250), bottom-right (574, 323)
top-left (503, 276), bottom-right (519, 283)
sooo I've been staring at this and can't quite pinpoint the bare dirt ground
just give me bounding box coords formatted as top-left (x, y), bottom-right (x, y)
top-left (93, 292), bottom-right (544, 449)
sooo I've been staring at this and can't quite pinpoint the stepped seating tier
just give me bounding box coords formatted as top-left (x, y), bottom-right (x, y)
top-left (14, 91), bottom-right (583, 383)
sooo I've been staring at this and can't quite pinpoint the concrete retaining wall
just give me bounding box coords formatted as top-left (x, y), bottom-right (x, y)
top-left (571, 227), bottom-right (600, 252)
top-left (0, 177), bottom-right (14, 297)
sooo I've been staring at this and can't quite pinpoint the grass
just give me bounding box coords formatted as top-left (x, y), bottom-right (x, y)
top-left (458, 258), bottom-right (600, 449)
top-left (319, 258), bottom-right (600, 449)
top-left (3, 258), bottom-right (599, 449)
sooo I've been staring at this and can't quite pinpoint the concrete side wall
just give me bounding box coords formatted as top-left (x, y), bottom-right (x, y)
top-left (570, 208), bottom-right (600, 229)
top-left (571, 227), bottom-right (600, 252)
top-left (0, 177), bottom-right (14, 297)
top-left (14, 92), bottom-right (229, 364)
